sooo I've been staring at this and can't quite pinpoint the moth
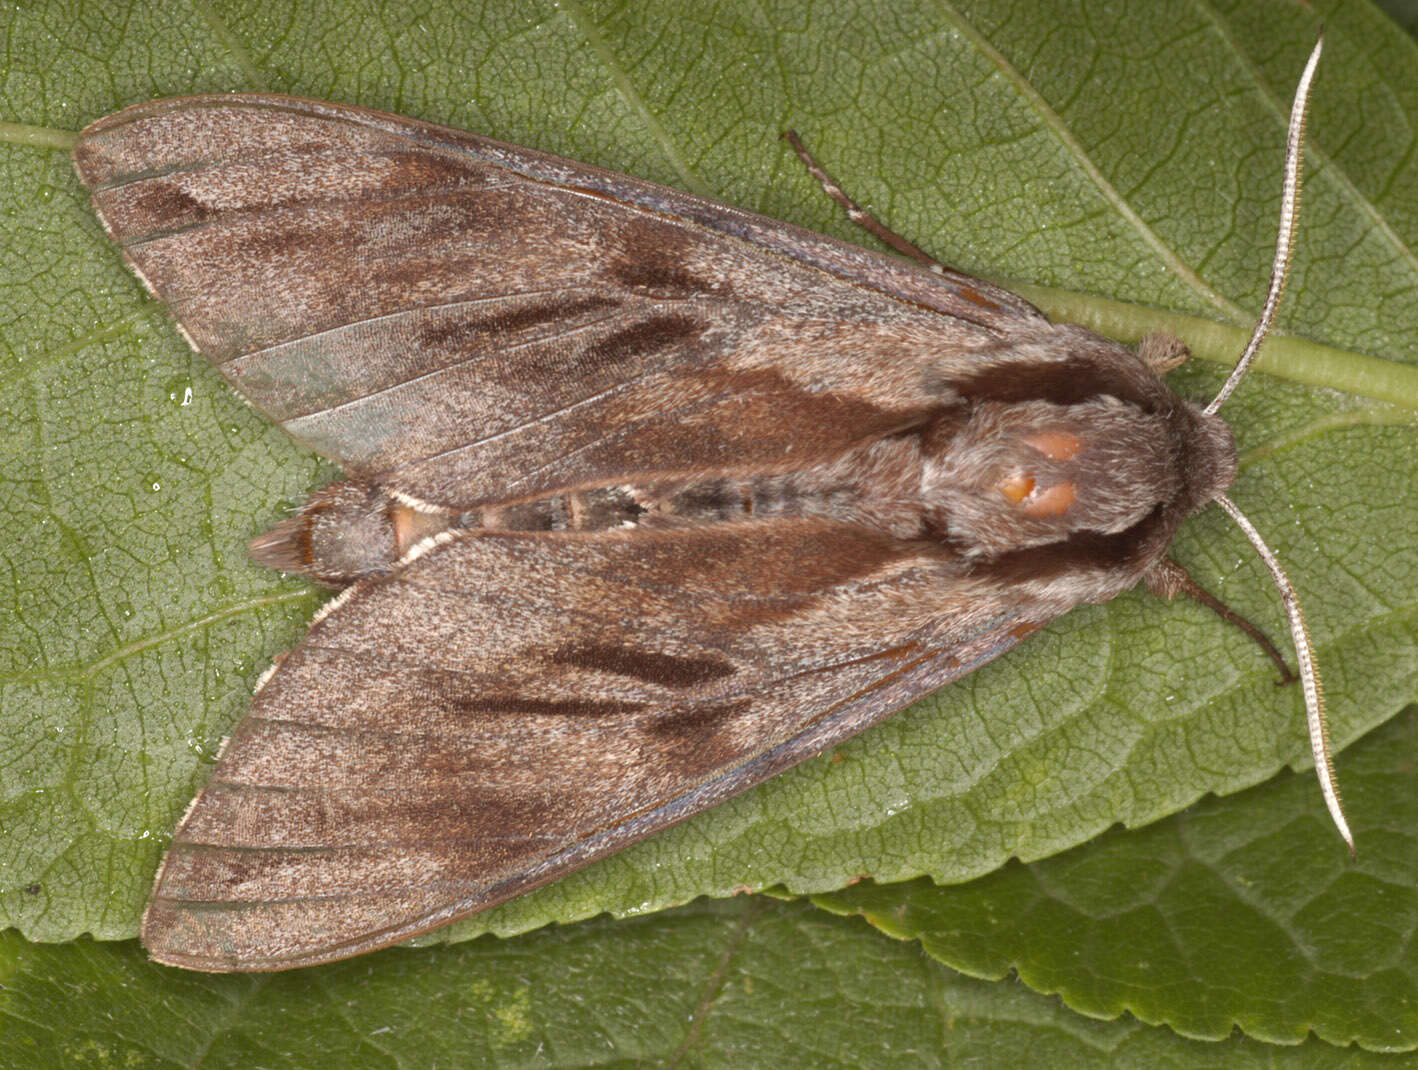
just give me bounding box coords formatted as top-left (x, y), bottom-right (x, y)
top-left (71, 39), bottom-right (1342, 972)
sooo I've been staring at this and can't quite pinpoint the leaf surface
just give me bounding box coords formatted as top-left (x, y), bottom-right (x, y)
top-left (1, 0), bottom-right (1415, 1039)
top-left (1, 898), bottom-right (1407, 1067)
top-left (816, 710), bottom-right (1418, 1051)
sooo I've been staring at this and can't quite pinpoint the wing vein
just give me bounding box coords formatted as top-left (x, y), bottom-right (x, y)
top-left (223, 288), bottom-right (572, 362)
top-left (280, 307), bottom-right (633, 420)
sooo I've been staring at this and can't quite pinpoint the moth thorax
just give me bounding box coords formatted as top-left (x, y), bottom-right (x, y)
top-left (919, 398), bottom-right (1191, 557)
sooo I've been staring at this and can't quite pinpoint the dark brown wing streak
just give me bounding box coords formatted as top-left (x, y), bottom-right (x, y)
top-left (71, 95), bottom-right (1048, 508)
top-left (141, 519), bottom-right (1050, 971)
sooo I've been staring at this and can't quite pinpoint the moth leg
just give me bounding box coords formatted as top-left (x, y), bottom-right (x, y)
top-left (1137, 332), bottom-right (1190, 373)
top-left (1143, 557), bottom-right (1295, 684)
top-left (782, 130), bottom-right (944, 271)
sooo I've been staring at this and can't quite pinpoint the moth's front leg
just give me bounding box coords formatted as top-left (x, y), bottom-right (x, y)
top-left (1142, 556), bottom-right (1294, 684)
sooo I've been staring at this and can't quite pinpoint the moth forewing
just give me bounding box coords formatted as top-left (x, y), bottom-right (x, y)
top-left (71, 41), bottom-right (1342, 972)
top-left (138, 522), bottom-right (1032, 970)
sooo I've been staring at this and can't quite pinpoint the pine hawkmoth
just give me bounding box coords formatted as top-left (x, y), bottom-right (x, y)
top-left (70, 39), bottom-right (1342, 972)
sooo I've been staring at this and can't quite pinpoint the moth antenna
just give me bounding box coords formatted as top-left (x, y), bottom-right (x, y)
top-left (1203, 37), bottom-right (1349, 851)
top-left (1205, 34), bottom-right (1323, 415)
top-left (1214, 495), bottom-right (1352, 854)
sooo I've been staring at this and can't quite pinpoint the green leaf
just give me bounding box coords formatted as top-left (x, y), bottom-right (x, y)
top-left (0, 897), bottom-right (1408, 1067)
top-left (1, 0), bottom-right (1415, 1029)
top-left (1374, 1), bottom-right (1418, 37)
top-left (815, 709), bottom-right (1418, 1052)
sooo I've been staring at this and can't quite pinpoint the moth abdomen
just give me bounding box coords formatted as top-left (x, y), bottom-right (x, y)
top-left (249, 480), bottom-right (403, 586)
top-left (253, 481), bottom-right (667, 584)
top-left (478, 487), bottom-right (646, 532)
